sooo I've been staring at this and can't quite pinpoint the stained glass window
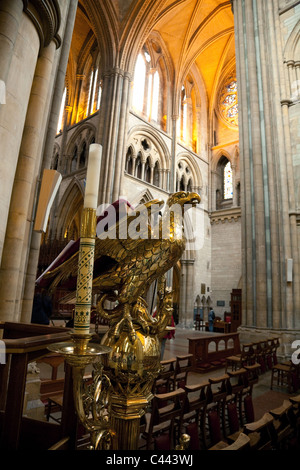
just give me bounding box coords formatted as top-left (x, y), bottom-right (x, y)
top-left (218, 75), bottom-right (238, 128)
top-left (224, 161), bottom-right (233, 199)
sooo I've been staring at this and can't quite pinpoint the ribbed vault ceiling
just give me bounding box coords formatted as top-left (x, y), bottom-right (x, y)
top-left (71, 0), bottom-right (235, 107)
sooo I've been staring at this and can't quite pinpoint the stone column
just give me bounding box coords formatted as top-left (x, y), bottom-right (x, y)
top-left (98, 67), bottom-right (132, 204)
top-left (0, 0), bottom-right (23, 87)
top-left (0, 3), bottom-right (40, 261)
top-left (20, 1), bottom-right (78, 322)
top-left (42, 0), bottom-right (78, 171)
top-left (232, 0), bottom-right (300, 336)
top-left (150, 165), bottom-right (154, 185)
top-left (169, 115), bottom-right (178, 193)
top-left (0, 40), bottom-right (58, 322)
top-left (178, 259), bottom-right (195, 328)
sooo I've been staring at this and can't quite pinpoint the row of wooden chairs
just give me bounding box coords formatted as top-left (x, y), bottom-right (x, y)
top-left (140, 367), bottom-right (259, 450)
top-left (225, 337), bottom-right (280, 373)
top-left (140, 375), bottom-right (300, 451)
top-left (152, 354), bottom-right (193, 394)
top-left (210, 394), bottom-right (300, 450)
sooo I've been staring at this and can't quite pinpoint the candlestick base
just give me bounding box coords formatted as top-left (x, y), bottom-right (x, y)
top-left (48, 333), bottom-right (116, 450)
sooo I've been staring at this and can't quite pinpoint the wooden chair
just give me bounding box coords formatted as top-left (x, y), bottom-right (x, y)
top-left (244, 363), bottom-right (261, 387)
top-left (153, 357), bottom-right (176, 393)
top-left (226, 368), bottom-right (248, 427)
top-left (46, 394), bottom-right (63, 423)
top-left (180, 381), bottom-right (210, 450)
top-left (269, 400), bottom-right (294, 449)
top-left (174, 354), bottom-right (193, 389)
top-left (289, 395), bottom-right (300, 446)
top-left (142, 388), bottom-right (186, 450)
top-left (206, 374), bottom-right (230, 440)
top-left (225, 343), bottom-right (254, 372)
top-left (220, 432), bottom-right (250, 451)
top-left (271, 362), bottom-right (295, 393)
top-left (244, 412), bottom-right (275, 450)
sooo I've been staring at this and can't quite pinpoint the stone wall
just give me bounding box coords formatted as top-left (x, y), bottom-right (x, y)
top-left (211, 211), bottom-right (242, 318)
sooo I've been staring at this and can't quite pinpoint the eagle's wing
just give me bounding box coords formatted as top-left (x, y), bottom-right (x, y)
top-left (39, 198), bottom-right (165, 291)
top-left (94, 198), bottom-right (164, 261)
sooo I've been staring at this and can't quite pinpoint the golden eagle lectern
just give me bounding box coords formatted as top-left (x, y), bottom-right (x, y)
top-left (43, 191), bottom-right (200, 450)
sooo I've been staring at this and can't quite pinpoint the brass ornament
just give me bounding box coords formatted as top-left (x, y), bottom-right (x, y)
top-left (47, 191), bottom-right (201, 450)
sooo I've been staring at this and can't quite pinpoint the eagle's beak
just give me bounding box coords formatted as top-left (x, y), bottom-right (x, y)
top-left (189, 192), bottom-right (201, 207)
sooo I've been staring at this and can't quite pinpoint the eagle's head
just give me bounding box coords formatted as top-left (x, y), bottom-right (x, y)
top-left (166, 191), bottom-right (201, 209)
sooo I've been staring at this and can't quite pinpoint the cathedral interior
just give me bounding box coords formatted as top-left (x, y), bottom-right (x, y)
top-left (0, 0), bottom-right (300, 452)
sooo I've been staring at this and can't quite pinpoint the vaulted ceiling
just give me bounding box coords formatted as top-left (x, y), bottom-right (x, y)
top-left (70, 0), bottom-right (235, 109)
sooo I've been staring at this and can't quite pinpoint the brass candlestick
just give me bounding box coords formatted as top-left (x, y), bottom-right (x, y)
top-left (48, 334), bottom-right (116, 450)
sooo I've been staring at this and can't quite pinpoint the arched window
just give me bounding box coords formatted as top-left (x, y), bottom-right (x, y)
top-left (132, 54), bottom-right (146, 112)
top-left (97, 83), bottom-right (102, 110)
top-left (176, 160), bottom-right (193, 192)
top-left (132, 45), bottom-right (164, 128)
top-left (224, 161), bottom-right (233, 200)
top-left (125, 136), bottom-right (165, 188)
top-left (86, 70), bottom-right (94, 117)
top-left (216, 156), bottom-right (233, 209)
top-left (149, 70), bottom-right (160, 122)
top-left (91, 68), bottom-right (98, 114)
top-left (125, 148), bottom-right (133, 175)
top-left (218, 74), bottom-right (238, 129)
top-left (153, 161), bottom-right (160, 187)
top-left (144, 158), bottom-right (151, 183)
top-left (57, 87), bottom-right (66, 134)
top-left (135, 153), bottom-right (142, 179)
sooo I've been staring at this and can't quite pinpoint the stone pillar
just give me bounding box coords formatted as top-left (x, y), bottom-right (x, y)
top-left (0, 2), bottom-right (40, 261)
top-left (169, 115), bottom-right (178, 193)
top-left (232, 0), bottom-right (300, 338)
top-left (21, 0), bottom-right (78, 321)
top-left (0, 0), bottom-right (64, 324)
top-left (0, 40), bottom-right (58, 322)
top-left (178, 259), bottom-right (195, 328)
top-left (42, 0), bottom-right (78, 171)
top-left (0, 0), bottom-right (23, 87)
top-left (98, 67), bottom-right (132, 204)
top-left (150, 165), bottom-right (154, 185)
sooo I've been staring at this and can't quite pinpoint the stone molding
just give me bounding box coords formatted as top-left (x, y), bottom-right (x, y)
top-left (210, 206), bottom-right (241, 224)
top-left (22, 0), bottom-right (61, 49)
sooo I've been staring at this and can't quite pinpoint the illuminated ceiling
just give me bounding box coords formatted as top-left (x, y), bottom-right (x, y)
top-left (72, 0), bottom-right (235, 109)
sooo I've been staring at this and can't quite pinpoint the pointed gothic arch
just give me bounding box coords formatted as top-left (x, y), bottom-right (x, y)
top-left (55, 179), bottom-right (84, 241)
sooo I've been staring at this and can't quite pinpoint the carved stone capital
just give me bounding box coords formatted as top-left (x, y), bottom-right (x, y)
top-left (22, 0), bottom-right (61, 49)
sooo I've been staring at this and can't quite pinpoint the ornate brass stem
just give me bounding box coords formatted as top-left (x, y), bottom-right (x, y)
top-left (98, 279), bottom-right (174, 450)
top-left (48, 334), bottom-right (116, 450)
top-left (73, 208), bottom-right (97, 335)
